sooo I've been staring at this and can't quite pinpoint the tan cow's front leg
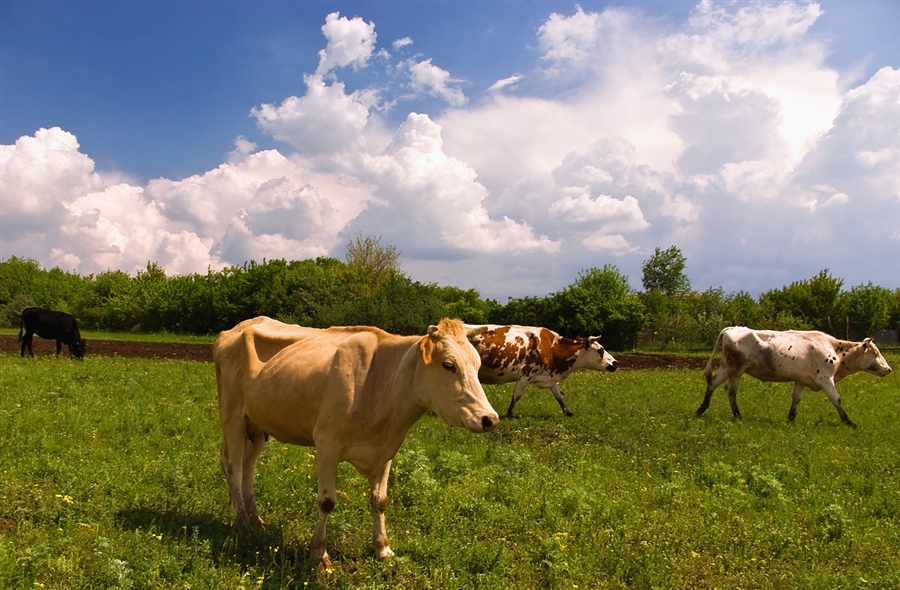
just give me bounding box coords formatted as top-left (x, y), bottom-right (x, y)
top-left (368, 460), bottom-right (394, 560)
top-left (311, 449), bottom-right (339, 565)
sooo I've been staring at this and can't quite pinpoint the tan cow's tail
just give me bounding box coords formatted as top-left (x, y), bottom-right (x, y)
top-left (704, 330), bottom-right (725, 383)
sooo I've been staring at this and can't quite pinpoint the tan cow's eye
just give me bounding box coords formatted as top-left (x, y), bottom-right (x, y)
top-left (442, 360), bottom-right (456, 373)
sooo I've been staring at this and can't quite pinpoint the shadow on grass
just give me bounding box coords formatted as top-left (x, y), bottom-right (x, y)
top-left (114, 507), bottom-right (325, 585)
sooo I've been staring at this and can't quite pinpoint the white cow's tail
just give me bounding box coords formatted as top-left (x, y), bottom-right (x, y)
top-left (704, 330), bottom-right (726, 383)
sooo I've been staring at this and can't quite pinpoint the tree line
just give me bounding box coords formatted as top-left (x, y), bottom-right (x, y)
top-left (1, 242), bottom-right (897, 350)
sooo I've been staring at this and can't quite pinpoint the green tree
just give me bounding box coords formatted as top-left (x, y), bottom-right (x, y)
top-left (641, 246), bottom-right (691, 296)
top-left (281, 257), bottom-right (357, 327)
top-left (759, 269), bottom-right (843, 333)
top-left (551, 265), bottom-right (647, 350)
top-left (0, 256), bottom-right (44, 307)
top-left (889, 289), bottom-right (900, 331)
top-left (836, 282), bottom-right (892, 339)
top-left (493, 296), bottom-right (553, 328)
top-left (437, 286), bottom-right (500, 324)
top-left (331, 273), bottom-right (445, 335)
top-left (345, 234), bottom-right (401, 294)
top-left (720, 291), bottom-right (760, 327)
top-left (82, 269), bottom-right (136, 330)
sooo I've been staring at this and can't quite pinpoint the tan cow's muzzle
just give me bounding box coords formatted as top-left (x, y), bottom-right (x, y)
top-left (463, 411), bottom-right (499, 432)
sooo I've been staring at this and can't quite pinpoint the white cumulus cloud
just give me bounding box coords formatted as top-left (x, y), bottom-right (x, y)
top-left (316, 12), bottom-right (377, 75)
top-left (405, 59), bottom-right (467, 106)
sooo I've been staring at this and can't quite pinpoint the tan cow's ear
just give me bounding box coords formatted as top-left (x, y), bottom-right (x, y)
top-left (419, 333), bottom-right (435, 364)
top-left (863, 337), bottom-right (873, 350)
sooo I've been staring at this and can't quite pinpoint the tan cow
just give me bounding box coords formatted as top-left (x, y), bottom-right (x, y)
top-left (214, 316), bottom-right (499, 565)
top-left (464, 324), bottom-right (618, 417)
top-left (697, 327), bottom-right (892, 427)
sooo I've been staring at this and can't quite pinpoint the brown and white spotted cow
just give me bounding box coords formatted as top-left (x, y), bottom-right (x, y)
top-left (465, 324), bottom-right (618, 418)
top-left (697, 327), bottom-right (892, 427)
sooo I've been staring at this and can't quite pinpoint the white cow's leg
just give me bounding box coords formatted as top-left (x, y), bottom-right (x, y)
top-left (726, 376), bottom-right (742, 418)
top-left (219, 419), bottom-right (251, 532)
top-left (787, 383), bottom-right (805, 422)
top-left (368, 460), bottom-right (394, 560)
top-left (821, 379), bottom-right (856, 428)
top-left (697, 368), bottom-right (728, 416)
top-left (550, 384), bottom-right (574, 417)
top-left (311, 449), bottom-right (339, 565)
top-left (506, 379), bottom-right (529, 418)
top-left (241, 432), bottom-right (267, 526)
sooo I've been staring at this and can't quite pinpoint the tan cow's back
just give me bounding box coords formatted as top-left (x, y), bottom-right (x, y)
top-left (214, 316), bottom-right (386, 379)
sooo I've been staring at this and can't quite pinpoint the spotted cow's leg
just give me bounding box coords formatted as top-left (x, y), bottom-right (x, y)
top-left (368, 460), bottom-right (394, 560)
top-left (550, 384), bottom-right (574, 417)
top-left (697, 366), bottom-right (728, 416)
top-left (787, 383), bottom-right (805, 422)
top-left (820, 379), bottom-right (856, 428)
top-left (506, 378), bottom-right (529, 418)
top-left (726, 376), bottom-right (742, 419)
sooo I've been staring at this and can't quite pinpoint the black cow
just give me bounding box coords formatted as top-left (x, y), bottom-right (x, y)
top-left (18, 307), bottom-right (87, 359)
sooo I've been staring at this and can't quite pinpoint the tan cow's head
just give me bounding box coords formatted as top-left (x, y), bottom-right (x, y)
top-left (419, 318), bottom-right (499, 433)
top-left (860, 338), bottom-right (892, 376)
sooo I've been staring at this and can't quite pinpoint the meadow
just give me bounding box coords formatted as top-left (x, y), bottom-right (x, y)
top-left (1, 350), bottom-right (898, 589)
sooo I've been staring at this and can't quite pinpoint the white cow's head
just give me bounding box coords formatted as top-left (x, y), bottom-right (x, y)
top-left (573, 336), bottom-right (619, 373)
top-left (419, 319), bottom-right (499, 433)
top-left (860, 338), bottom-right (892, 377)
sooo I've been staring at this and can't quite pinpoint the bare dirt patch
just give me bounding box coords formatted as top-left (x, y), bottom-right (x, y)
top-left (1, 334), bottom-right (705, 369)
top-left (1, 334), bottom-right (212, 362)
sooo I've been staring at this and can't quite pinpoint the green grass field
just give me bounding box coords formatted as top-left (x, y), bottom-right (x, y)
top-left (1, 351), bottom-right (898, 589)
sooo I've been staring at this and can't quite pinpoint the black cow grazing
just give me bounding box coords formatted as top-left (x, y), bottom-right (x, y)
top-left (18, 307), bottom-right (87, 359)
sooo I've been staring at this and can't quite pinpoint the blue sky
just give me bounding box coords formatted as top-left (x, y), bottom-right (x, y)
top-left (2, 1), bottom-right (898, 300)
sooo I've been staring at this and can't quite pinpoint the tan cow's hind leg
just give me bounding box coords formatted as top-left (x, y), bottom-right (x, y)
top-left (311, 449), bottom-right (339, 566)
top-left (220, 419), bottom-right (253, 532)
top-left (241, 433), bottom-right (267, 526)
top-left (368, 460), bottom-right (394, 560)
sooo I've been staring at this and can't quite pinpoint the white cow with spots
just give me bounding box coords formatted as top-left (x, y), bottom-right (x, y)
top-left (697, 327), bottom-right (892, 427)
